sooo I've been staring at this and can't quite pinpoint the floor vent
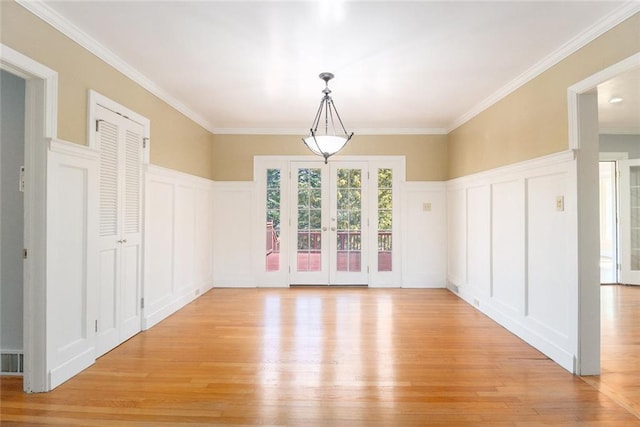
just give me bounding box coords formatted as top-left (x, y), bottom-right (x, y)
top-left (1, 352), bottom-right (24, 375)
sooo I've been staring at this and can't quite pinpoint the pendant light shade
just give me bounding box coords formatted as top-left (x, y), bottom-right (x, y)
top-left (302, 72), bottom-right (353, 163)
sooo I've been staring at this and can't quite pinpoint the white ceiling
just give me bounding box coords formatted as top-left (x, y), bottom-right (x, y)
top-left (598, 69), bottom-right (640, 134)
top-left (36, 1), bottom-right (638, 134)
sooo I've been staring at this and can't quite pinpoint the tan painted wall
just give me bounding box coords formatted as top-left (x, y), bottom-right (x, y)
top-left (448, 13), bottom-right (640, 179)
top-left (1, 1), bottom-right (215, 179)
top-left (212, 134), bottom-right (448, 181)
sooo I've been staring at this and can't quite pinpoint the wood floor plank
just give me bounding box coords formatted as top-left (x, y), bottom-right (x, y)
top-left (1, 288), bottom-right (639, 425)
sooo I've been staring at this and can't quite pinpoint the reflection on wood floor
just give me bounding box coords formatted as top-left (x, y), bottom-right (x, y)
top-left (581, 284), bottom-right (640, 420)
top-left (1, 288), bottom-right (639, 425)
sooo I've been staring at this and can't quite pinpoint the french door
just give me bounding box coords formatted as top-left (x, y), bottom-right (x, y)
top-left (619, 159), bottom-right (640, 285)
top-left (290, 161), bottom-right (369, 285)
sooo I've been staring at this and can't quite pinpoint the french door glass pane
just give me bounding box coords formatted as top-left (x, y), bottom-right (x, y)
top-left (631, 166), bottom-right (640, 270)
top-left (336, 168), bottom-right (361, 272)
top-left (266, 169), bottom-right (280, 272)
top-left (298, 168), bottom-right (322, 272)
top-left (378, 168), bottom-right (392, 272)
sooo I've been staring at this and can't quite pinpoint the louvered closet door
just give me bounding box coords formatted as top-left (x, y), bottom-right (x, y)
top-left (96, 105), bottom-right (143, 357)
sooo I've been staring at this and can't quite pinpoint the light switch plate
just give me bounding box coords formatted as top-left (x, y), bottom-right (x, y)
top-left (423, 202), bottom-right (431, 212)
top-left (556, 196), bottom-right (564, 211)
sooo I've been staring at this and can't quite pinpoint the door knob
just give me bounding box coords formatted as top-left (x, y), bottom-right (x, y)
top-left (331, 226), bottom-right (336, 231)
top-left (322, 227), bottom-right (328, 231)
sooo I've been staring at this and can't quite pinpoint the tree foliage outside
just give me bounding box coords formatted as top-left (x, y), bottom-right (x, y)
top-left (378, 168), bottom-right (393, 231)
top-left (266, 169), bottom-right (281, 232)
top-left (267, 167), bottom-right (394, 251)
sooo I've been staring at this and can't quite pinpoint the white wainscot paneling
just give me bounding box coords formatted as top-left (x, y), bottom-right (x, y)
top-left (402, 182), bottom-right (446, 288)
top-left (446, 187), bottom-right (466, 289)
top-left (174, 186), bottom-right (196, 293)
top-left (145, 180), bottom-right (174, 307)
top-left (46, 140), bottom-right (98, 389)
top-left (213, 182), bottom-right (256, 287)
top-left (143, 166), bottom-right (214, 329)
top-left (491, 179), bottom-right (525, 314)
top-left (526, 172), bottom-right (570, 340)
top-left (446, 151), bottom-right (577, 373)
top-left (466, 185), bottom-right (491, 296)
top-left (195, 189), bottom-right (214, 292)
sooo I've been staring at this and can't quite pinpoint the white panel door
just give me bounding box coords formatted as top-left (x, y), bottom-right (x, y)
top-left (96, 105), bottom-right (143, 356)
top-left (619, 159), bottom-right (640, 285)
top-left (289, 161), bottom-right (368, 285)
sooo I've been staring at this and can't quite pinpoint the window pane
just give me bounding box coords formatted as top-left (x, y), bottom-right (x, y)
top-left (297, 168), bottom-right (322, 272)
top-left (336, 168), bottom-right (361, 272)
top-left (266, 169), bottom-right (281, 272)
top-left (378, 168), bottom-right (392, 272)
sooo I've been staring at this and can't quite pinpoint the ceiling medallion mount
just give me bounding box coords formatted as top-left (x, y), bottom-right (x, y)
top-left (302, 72), bottom-right (354, 164)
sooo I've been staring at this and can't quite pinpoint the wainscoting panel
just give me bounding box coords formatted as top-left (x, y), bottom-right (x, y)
top-left (491, 179), bottom-right (525, 315)
top-left (143, 166), bottom-right (215, 329)
top-left (145, 179), bottom-right (174, 307)
top-left (526, 172), bottom-right (570, 341)
top-left (447, 187), bottom-right (466, 289)
top-left (447, 151), bottom-right (577, 372)
top-left (212, 182), bottom-right (256, 287)
top-left (466, 185), bottom-right (491, 296)
top-left (401, 182), bottom-right (447, 288)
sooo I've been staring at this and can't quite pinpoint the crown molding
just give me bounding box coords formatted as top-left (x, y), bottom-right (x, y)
top-left (213, 127), bottom-right (447, 135)
top-left (16, 0), bottom-right (218, 134)
top-left (353, 128), bottom-right (448, 135)
top-left (17, 0), bottom-right (639, 138)
top-left (447, 2), bottom-right (640, 133)
top-left (599, 127), bottom-right (640, 135)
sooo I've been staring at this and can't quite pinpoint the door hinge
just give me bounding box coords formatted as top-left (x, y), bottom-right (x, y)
top-left (94, 320), bottom-right (98, 333)
top-left (617, 263), bottom-right (622, 271)
top-left (22, 249), bottom-right (28, 259)
top-left (95, 119), bottom-right (104, 132)
top-left (367, 266), bottom-right (370, 273)
top-left (143, 137), bottom-right (149, 148)
top-left (140, 298), bottom-right (145, 309)
top-left (19, 166), bottom-right (25, 192)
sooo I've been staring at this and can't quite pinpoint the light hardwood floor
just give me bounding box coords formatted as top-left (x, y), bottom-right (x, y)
top-left (1, 287), bottom-right (639, 426)
top-left (582, 284), bottom-right (640, 420)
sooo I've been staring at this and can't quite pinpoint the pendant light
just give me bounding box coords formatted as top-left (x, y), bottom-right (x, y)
top-left (302, 72), bottom-right (354, 163)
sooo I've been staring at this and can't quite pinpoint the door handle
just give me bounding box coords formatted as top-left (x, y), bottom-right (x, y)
top-left (322, 227), bottom-right (328, 232)
top-left (331, 226), bottom-right (336, 231)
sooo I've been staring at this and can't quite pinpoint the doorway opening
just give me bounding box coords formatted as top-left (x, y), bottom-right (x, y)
top-left (1, 69), bottom-right (26, 376)
top-left (1, 44), bottom-right (58, 392)
top-left (256, 156), bottom-right (403, 288)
